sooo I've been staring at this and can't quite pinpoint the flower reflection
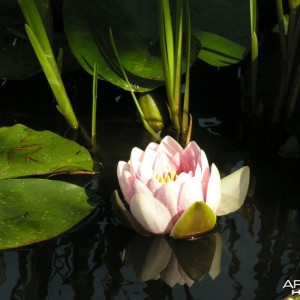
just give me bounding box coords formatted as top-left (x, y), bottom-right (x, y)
top-left (121, 232), bottom-right (222, 287)
top-left (114, 135), bottom-right (250, 238)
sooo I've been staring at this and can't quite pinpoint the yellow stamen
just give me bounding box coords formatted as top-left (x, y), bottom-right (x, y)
top-left (156, 170), bottom-right (178, 184)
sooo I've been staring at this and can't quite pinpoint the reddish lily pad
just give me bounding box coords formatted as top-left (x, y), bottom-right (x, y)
top-left (170, 201), bottom-right (216, 239)
top-left (0, 178), bottom-right (94, 250)
top-left (0, 124), bottom-right (93, 179)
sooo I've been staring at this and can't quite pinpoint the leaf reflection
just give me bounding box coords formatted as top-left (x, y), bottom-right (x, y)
top-left (121, 232), bottom-right (222, 287)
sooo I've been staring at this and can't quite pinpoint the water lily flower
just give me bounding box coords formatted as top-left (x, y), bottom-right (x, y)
top-left (113, 136), bottom-right (250, 238)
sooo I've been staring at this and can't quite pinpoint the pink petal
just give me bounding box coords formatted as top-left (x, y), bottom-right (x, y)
top-left (148, 178), bottom-right (163, 196)
top-left (134, 178), bottom-right (153, 197)
top-left (145, 141), bottom-right (159, 151)
top-left (130, 192), bottom-right (173, 234)
top-left (157, 136), bottom-right (183, 159)
top-left (129, 147), bottom-right (144, 176)
top-left (182, 141), bottom-right (202, 173)
top-left (200, 149), bottom-right (209, 174)
top-left (177, 177), bottom-right (204, 214)
top-left (117, 161), bottom-right (135, 203)
top-left (155, 181), bottom-right (180, 221)
top-left (200, 150), bottom-right (210, 199)
top-left (153, 152), bottom-right (174, 175)
top-left (205, 164), bottom-right (221, 213)
top-left (195, 149), bottom-right (209, 176)
top-left (171, 152), bottom-right (181, 173)
top-left (138, 147), bottom-right (157, 182)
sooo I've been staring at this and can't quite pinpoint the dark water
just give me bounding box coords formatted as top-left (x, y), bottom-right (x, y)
top-left (0, 117), bottom-right (299, 300)
top-left (1, 46), bottom-right (300, 299)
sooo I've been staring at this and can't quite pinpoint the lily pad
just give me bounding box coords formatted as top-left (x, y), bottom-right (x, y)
top-left (170, 201), bottom-right (216, 239)
top-left (0, 178), bottom-right (94, 250)
top-left (0, 124), bottom-right (93, 179)
top-left (63, 0), bottom-right (250, 92)
top-left (63, 0), bottom-right (200, 92)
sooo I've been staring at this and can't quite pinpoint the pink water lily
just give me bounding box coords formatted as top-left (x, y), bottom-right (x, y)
top-left (115, 136), bottom-right (250, 237)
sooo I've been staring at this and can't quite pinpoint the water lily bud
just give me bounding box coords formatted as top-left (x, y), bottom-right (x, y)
top-left (138, 92), bottom-right (168, 132)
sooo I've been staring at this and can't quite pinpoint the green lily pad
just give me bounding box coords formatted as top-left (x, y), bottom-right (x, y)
top-left (0, 178), bottom-right (94, 250)
top-left (0, 124), bottom-right (93, 179)
top-left (170, 201), bottom-right (216, 239)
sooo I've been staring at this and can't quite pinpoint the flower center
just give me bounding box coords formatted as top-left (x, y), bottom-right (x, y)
top-left (156, 170), bottom-right (178, 184)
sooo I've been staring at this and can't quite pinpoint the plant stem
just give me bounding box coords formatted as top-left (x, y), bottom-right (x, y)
top-left (158, 0), bottom-right (181, 132)
top-left (19, 0), bottom-right (78, 129)
top-left (92, 63), bottom-right (98, 153)
top-left (250, 0), bottom-right (258, 115)
top-left (181, 0), bottom-right (191, 146)
top-left (109, 29), bottom-right (161, 142)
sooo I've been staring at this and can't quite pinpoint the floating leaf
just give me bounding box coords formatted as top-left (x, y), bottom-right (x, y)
top-left (0, 124), bottom-right (93, 179)
top-left (170, 201), bottom-right (216, 239)
top-left (0, 178), bottom-right (94, 250)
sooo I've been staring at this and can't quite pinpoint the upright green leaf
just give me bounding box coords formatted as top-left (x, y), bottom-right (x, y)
top-left (19, 0), bottom-right (78, 129)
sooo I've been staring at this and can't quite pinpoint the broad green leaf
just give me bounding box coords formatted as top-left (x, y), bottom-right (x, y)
top-left (190, 0), bottom-right (250, 67)
top-left (0, 124), bottom-right (93, 179)
top-left (63, 0), bottom-right (250, 91)
top-left (63, 0), bottom-right (200, 92)
top-left (0, 178), bottom-right (94, 250)
top-left (170, 201), bottom-right (216, 239)
top-left (196, 31), bottom-right (248, 67)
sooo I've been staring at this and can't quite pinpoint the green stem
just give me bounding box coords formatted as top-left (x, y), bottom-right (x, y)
top-left (109, 29), bottom-right (161, 142)
top-left (286, 62), bottom-right (300, 123)
top-left (19, 0), bottom-right (78, 129)
top-left (92, 63), bottom-right (98, 153)
top-left (181, 0), bottom-right (191, 146)
top-left (174, 0), bottom-right (183, 113)
top-left (157, 0), bottom-right (180, 132)
top-left (276, 0), bottom-right (287, 62)
top-left (250, 0), bottom-right (258, 115)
